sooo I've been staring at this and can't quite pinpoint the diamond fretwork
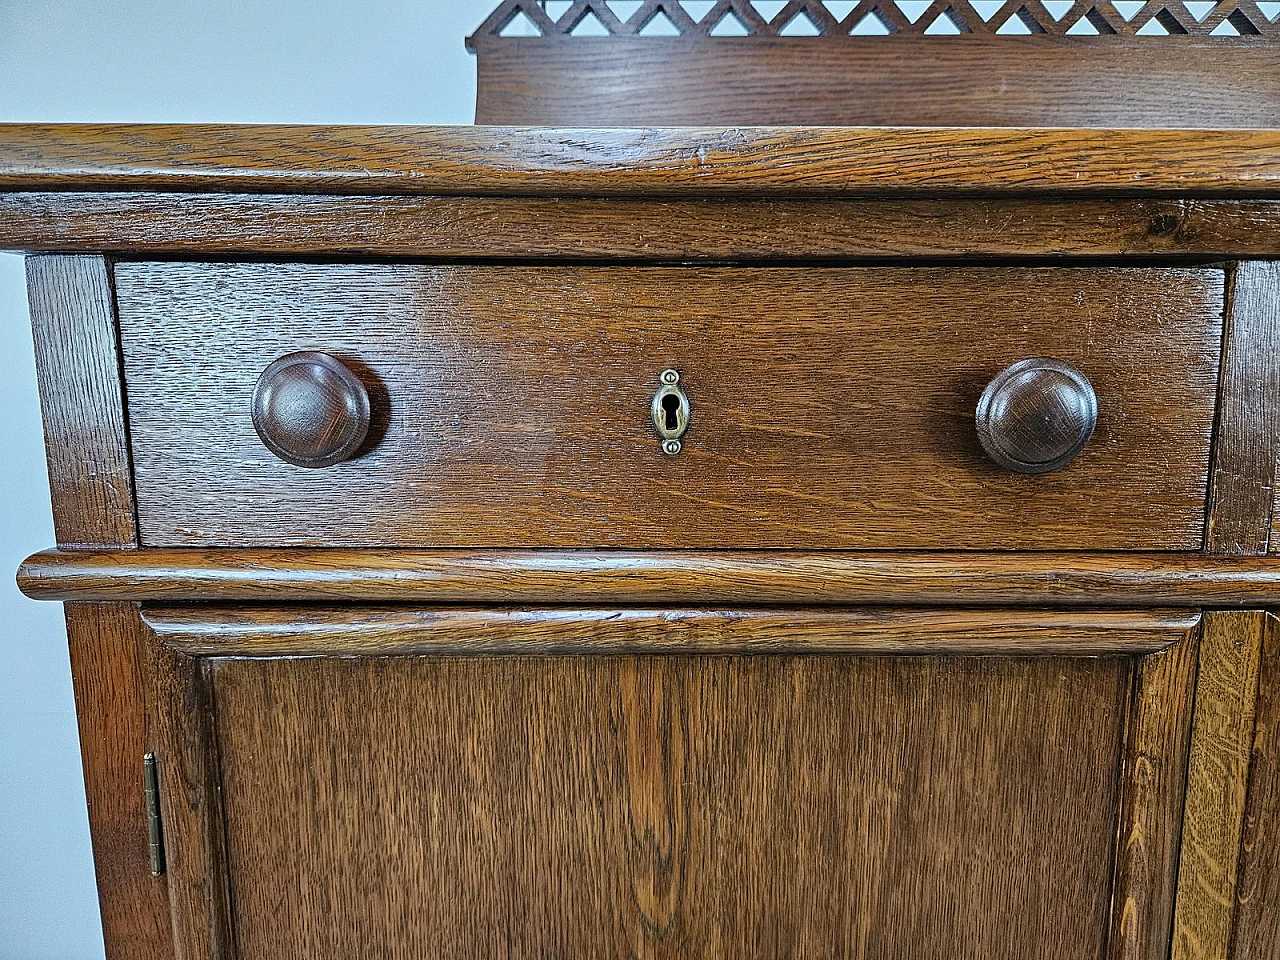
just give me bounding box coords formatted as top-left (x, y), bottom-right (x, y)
top-left (467, 0), bottom-right (1280, 39)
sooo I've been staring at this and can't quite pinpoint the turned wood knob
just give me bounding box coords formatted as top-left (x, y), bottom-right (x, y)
top-left (251, 352), bottom-right (371, 468)
top-left (975, 358), bottom-right (1097, 474)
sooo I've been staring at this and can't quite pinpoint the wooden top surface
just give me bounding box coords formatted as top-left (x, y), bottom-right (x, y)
top-left (1, 123), bottom-right (1280, 197)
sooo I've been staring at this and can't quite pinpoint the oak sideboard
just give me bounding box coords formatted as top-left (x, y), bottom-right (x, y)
top-left (4, 121), bottom-right (1280, 959)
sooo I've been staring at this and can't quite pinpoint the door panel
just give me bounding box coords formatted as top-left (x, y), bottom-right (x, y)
top-left (143, 607), bottom-right (1200, 959)
top-left (211, 653), bottom-right (1126, 959)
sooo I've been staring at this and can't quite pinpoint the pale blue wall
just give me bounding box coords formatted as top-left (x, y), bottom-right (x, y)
top-left (0, 3), bottom-right (488, 955)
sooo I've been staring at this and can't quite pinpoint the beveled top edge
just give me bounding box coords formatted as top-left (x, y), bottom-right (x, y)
top-left (1, 123), bottom-right (1279, 197)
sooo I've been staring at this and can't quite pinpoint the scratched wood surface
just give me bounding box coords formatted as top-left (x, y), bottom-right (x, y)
top-left (210, 652), bottom-right (1132, 959)
top-left (2, 124), bottom-right (1280, 196)
top-left (112, 262), bottom-right (1223, 550)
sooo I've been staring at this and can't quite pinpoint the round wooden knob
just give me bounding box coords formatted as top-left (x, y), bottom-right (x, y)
top-left (975, 358), bottom-right (1097, 474)
top-left (251, 352), bottom-right (371, 468)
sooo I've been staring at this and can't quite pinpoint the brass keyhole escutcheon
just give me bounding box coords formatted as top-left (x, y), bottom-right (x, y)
top-left (651, 369), bottom-right (689, 455)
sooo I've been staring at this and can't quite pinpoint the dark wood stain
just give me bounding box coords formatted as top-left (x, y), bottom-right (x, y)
top-left (211, 652), bottom-right (1132, 960)
top-left (112, 262), bottom-right (1223, 550)
top-left (7, 115), bottom-right (1280, 960)
top-left (249, 351), bottom-right (372, 468)
top-left (974, 358), bottom-right (1097, 475)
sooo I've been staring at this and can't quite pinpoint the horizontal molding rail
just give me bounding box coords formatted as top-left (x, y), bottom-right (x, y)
top-left (140, 606), bottom-right (1199, 657)
top-left (1, 193), bottom-right (1278, 259)
top-left (18, 548), bottom-right (1280, 608)
top-left (2, 125), bottom-right (1280, 197)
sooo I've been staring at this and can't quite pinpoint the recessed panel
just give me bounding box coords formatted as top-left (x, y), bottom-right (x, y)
top-left (212, 653), bottom-right (1130, 959)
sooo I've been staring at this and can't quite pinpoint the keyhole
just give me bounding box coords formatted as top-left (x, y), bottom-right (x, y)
top-left (651, 370), bottom-right (689, 454)
top-left (661, 393), bottom-right (681, 431)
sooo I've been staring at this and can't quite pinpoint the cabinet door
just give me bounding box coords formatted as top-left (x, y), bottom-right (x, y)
top-left (142, 607), bottom-right (1201, 960)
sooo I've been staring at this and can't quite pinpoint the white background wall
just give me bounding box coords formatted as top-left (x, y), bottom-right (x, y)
top-left (0, 3), bottom-right (490, 955)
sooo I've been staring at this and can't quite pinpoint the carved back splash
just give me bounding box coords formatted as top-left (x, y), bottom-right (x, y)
top-left (467, 0), bottom-right (1280, 126)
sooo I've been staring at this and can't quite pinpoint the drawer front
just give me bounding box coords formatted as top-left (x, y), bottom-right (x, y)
top-left (143, 606), bottom-right (1198, 960)
top-left (114, 263), bottom-right (1223, 549)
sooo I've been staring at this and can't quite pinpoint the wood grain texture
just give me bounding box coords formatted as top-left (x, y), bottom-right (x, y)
top-left (113, 262), bottom-right (1223, 550)
top-left (26, 255), bottom-right (135, 549)
top-left (1208, 263), bottom-right (1280, 556)
top-left (1108, 631), bottom-right (1200, 960)
top-left (4, 193), bottom-right (1280, 259)
top-left (1231, 612), bottom-right (1280, 960)
top-left (25, 255), bottom-right (171, 960)
top-left (1171, 610), bottom-right (1266, 960)
top-left (474, 37), bottom-right (1280, 129)
top-left (63, 603), bottom-right (174, 960)
top-left (210, 652), bottom-right (1132, 959)
top-left (23, 548), bottom-right (1280, 607)
top-left (137, 606), bottom-right (1199, 658)
top-left (142, 642), bottom-right (231, 960)
top-left (2, 124), bottom-right (1280, 197)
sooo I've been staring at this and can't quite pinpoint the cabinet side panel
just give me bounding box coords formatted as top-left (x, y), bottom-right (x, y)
top-left (26, 254), bottom-right (135, 549)
top-left (63, 602), bottom-right (173, 959)
top-left (25, 255), bottom-right (170, 960)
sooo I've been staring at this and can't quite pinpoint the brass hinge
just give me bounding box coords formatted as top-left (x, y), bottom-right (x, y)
top-left (143, 753), bottom-right (165, 877)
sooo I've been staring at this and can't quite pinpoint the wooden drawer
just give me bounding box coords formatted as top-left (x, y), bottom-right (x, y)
top-left (113, 262), bottom-right (1224, 549)
top-left (143, 605), bottom-right (1199, 960)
